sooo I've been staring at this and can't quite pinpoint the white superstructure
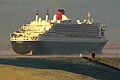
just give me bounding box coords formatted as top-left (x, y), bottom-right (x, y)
top-left (10, 10), bottom-right (52, 41)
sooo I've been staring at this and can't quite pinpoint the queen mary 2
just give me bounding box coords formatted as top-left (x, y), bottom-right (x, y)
top-left (10, 9), bottom-right (108, 55)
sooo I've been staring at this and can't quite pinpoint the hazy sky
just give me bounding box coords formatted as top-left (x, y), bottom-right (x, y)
top-left (0, 0), bottom-right (120, 44)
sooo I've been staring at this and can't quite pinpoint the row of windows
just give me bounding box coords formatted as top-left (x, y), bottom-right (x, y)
top-left (11, 39), bottom-right (29, 40)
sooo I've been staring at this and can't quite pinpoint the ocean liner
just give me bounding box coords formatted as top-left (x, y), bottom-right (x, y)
top-left (10, 9), bottom-right (108, 55)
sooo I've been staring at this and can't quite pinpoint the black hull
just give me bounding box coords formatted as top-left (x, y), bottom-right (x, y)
top-left (11, 40), bottom-right (107, 55)
top-left (11, 41), bottom-right (32, 54)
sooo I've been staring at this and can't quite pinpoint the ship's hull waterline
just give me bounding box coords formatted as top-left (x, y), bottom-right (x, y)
top-left (11, 40), bottom-right (107, 55)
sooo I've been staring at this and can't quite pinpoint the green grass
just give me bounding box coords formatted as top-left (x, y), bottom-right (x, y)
top-left (0, 64), bottom-right (95, 80)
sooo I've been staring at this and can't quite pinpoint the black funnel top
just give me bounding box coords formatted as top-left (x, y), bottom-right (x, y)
top-left (58, 9), bottom-right (65, 14)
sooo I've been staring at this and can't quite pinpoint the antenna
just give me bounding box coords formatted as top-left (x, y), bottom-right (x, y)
top-left (87, 12), bottom-right (91, 19)
top-left (84, 12), bottom-right (94, 24)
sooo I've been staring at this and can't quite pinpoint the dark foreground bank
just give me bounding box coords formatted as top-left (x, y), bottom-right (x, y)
top-left (0, 57), bottom-right (120, 80)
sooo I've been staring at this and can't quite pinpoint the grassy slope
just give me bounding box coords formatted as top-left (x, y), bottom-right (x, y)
top-left (0, 64), bottom-right (95, 80)
top-left (95, 57), bottom-right (120, 70)
top-left (0, 57), bottom-right (120, 80)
